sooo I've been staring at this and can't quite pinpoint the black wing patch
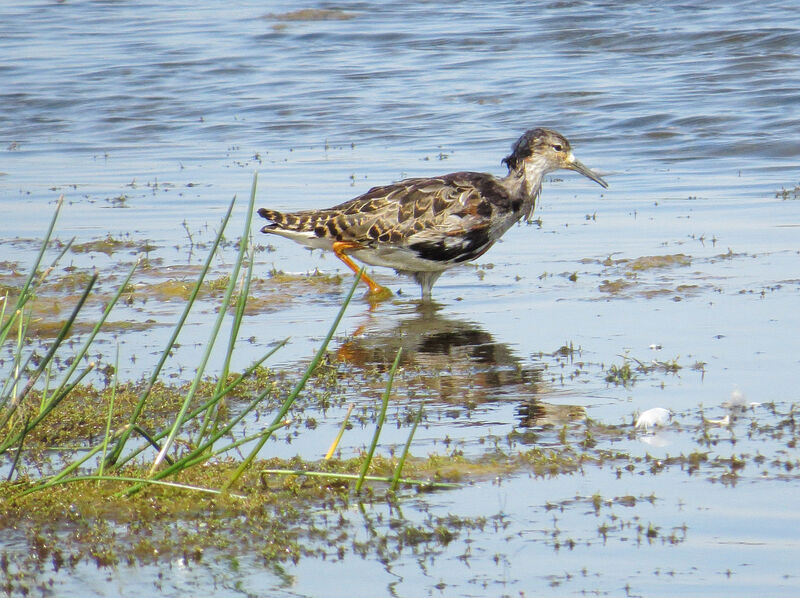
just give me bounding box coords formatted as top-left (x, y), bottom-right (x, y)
top-left (408, 225), bottom-right (493, 264)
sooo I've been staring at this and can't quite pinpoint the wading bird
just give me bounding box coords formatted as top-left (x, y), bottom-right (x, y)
top-left (258, 128), bottom-right (607, 300)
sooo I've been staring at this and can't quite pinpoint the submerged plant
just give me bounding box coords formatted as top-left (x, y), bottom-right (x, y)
top-left (605, 361), bottom-right (635, 386)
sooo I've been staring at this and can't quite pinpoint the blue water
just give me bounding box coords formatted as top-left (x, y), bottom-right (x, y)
top-left (2, 1), bottom-right (800, 596)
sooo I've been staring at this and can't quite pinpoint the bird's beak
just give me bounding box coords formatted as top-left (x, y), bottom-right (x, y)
top-left (565, 152), bottom-right (608, 189)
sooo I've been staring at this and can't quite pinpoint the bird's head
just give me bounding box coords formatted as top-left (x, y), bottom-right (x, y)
top-left (502, 128), bottom-right (608, 189)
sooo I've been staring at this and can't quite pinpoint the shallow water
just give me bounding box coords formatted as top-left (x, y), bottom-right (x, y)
top-left (2, 1), bottom-right (800, 596)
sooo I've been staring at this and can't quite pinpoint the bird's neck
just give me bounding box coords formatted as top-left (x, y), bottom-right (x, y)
top-left (503, 155), bottom-right (549, 218)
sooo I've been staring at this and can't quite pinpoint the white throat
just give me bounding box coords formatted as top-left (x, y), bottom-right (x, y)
top-left (521, 153), bottom-right (550, 198)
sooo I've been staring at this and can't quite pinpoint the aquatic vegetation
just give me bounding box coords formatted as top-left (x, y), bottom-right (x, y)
top-left (625, 254), bottom-right (691, 271)
top-left (0, 246), bottom-right (347, 343)
top-left (69, 234), bottom-right (141, 256)
top-left (605, 361), bottom-right (635, 386)
top-left (2, 184), bottom-right (800, 597)
top-left (272, 8), bottom-right (355, 21)
top-left (0, 179), bottom-right (434, 497)
top-left (591, 252), bottom-right (734, 300)
top-left (775, 183), bottom-right (800, 200)
top-left (0, 185), bottom-right (460, 595)
top-left (598, 278), bottom-right (632, 294)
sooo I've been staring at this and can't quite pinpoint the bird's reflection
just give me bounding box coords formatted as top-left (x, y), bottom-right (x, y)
top-left (334, 302), bottom-right (583, 429)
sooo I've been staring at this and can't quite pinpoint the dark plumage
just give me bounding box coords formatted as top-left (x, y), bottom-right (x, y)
top-left (258, 128), bottom-right (608, 300)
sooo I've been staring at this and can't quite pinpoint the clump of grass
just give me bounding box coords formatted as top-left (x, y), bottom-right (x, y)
top-left (775, 183), bottom-right (800, 200)
top-left (604, 354), bottom-right (686, 388)
top-left (2, 176), bottom-right (441, 505)
top-left (0, 196), bottom-right (130, 464)
top-left (605, 361), bottom-right (635, 386)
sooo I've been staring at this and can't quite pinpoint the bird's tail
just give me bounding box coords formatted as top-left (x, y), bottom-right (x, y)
top-left (257, 207), bottom-right (302, 233)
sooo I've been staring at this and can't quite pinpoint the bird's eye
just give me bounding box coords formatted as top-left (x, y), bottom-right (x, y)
top-left (552, 144), bottom-right (563, 152)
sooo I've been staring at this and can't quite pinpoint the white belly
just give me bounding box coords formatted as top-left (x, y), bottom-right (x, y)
top-left (351, 246), bottom-right (449, 273)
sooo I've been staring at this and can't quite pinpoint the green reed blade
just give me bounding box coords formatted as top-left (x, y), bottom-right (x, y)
top-left (5, 415), bottom-right (31, 482)
top-left (0, 292), bottom-right (12, 350)
top-left (219, 176), bottom-right (257, 384)
top-left (21, 363), bottom-right (95, 431)
top-left (0, 306), bottom-right (28, 410)
top-left (0, 272), bottom-right (97, 433)
top-left (129, 384), bottom-right (279, 492)
top-left (106, 195), bottom-right (237, 467)
top-left (1, 238), bottom-right (76, 357)
top-left (0, 362), bottom-right (95, 455)
top-left (0, 196), bottom-right (63, 339)
top-left (98, 345), bottom-right (120, 479)
top-left (150, 176), bottom-right (257, 473)
top-left (44, 420), bottom-right (169, 491)
top-left (390, 405), bottom-right (423, 492)
top-left (356, 347), bottom-right (402, 493)
top-left (39, 258), bottom-right (139, 413)
top-left (196, 209), bottom-right (258, 445)
top-left (151, 378), bottom-right (274, 479)
top-left (178, 418), bottom-right (292, 470)
top-left (1, 309), bottom-right (33, 407)
top-left (108, 341), bottom-right (286, 471)
top-left (221, 267), bottom-right (363, 492)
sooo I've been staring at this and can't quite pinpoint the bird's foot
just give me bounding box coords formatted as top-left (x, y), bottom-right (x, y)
top-left (364, 285), bottom-right (393, 303)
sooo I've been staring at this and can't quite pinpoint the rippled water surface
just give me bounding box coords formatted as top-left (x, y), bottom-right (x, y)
top-left (2, 1), bottom-right (800, 596)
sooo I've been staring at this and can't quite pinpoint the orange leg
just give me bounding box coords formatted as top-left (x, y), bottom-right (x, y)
top-left (332, 241), bottom-right (391, 297)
